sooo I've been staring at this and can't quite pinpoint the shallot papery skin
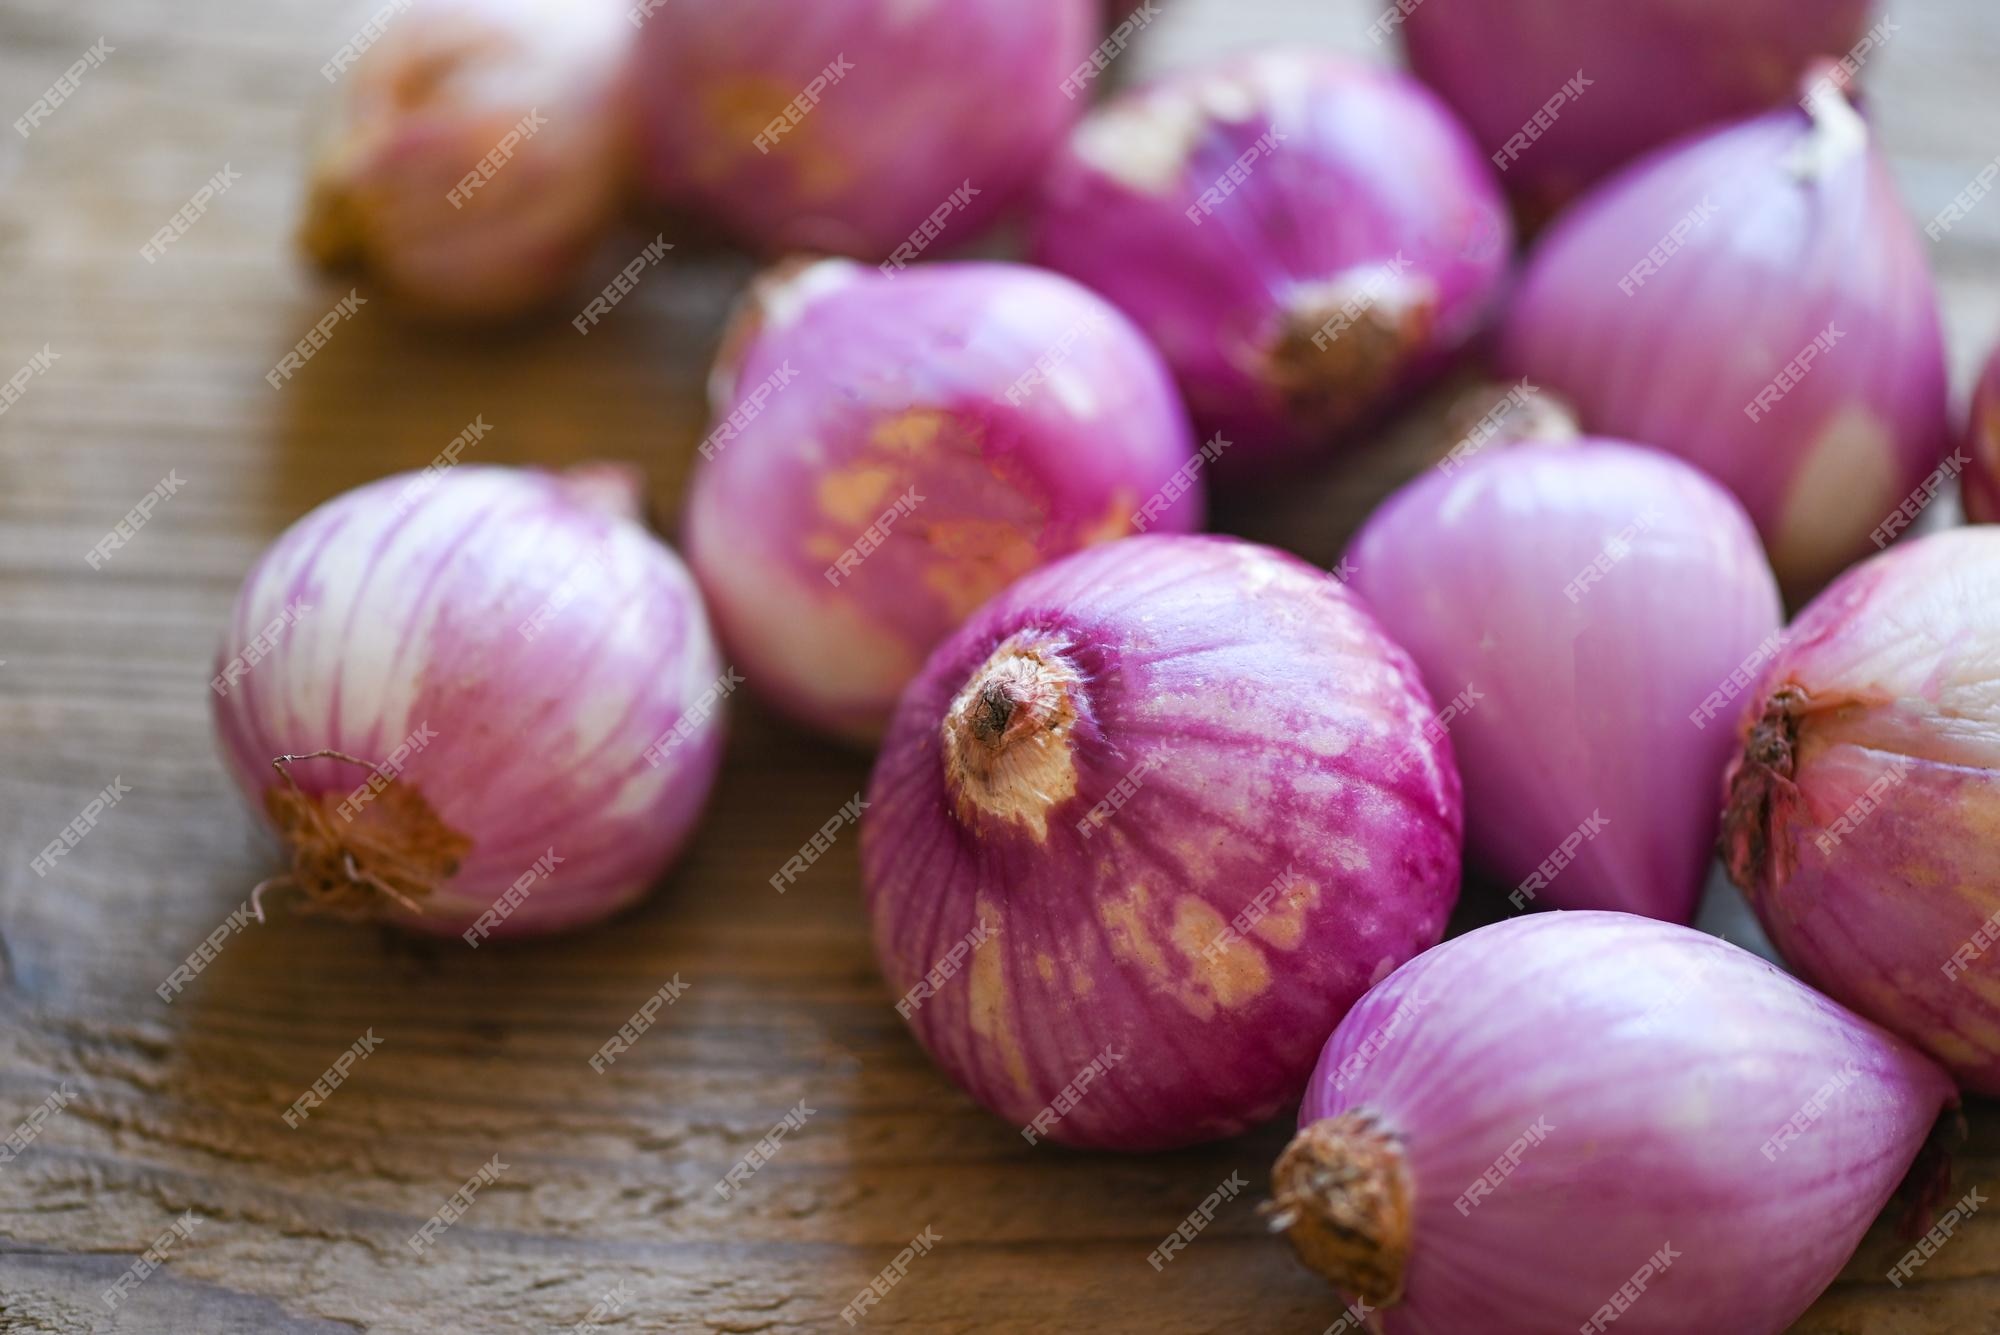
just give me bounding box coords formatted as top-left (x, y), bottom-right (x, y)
top-left (635, 0), bottom-right (1093, 258)
top-left (300, 0), bottom-right (635, 320)
top-left (1496, 76), bottom-right (1951, 595)
top-left (860, 535), bottom-right (1463, 1151)
top-left (1963, 339), bottom-right (2000, 524)
top-left (1273, 913), bottom-right (1954, 1335)
top-left (213, 466), bottom-right (725, 940)
top-left (1029, 50), bottom-right (1512, 476)
top-left (1346, 440), bottom-right (1782, 923)
top-left (1724, 527), bottom-right (2000, 1094)
top-left (1400, 0), bottom-right (1877, 222)
top-left (683, 258), bottom-right (1200, 744)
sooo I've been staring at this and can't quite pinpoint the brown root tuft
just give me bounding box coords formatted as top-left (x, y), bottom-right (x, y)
top-left (256, 750), bottom-right (471, 921)
top-left (1266, 1110), bottom-right (1413, 1308)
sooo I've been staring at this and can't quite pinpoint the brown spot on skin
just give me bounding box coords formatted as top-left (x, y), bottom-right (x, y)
top-left (1171, 898), bottom-right (1271, 1009)
top-left (1077, 489), bottom-right (1141, 547)
top-left (1035, 953), bottom-right (1058, 985)
top-left (872, 409), bottom-right (952, 454)
top-left (817, 464), bottom-right (897, 527)
top-left (918, 519), bottom-right (1044, 619)
top-left (966, 899), bottom-right (1032, 1096)
top-left (1100, 884), bottom-right (1213, 1018)
top-left (1247, 875), bottom-right (1319, 952)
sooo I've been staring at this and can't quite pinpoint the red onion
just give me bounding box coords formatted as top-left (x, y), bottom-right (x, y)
top-left (1271, 912), bottom-right (1954, 1334)
top-left (1399, 0), bottom-right (1881, 222)
top-left (684, 258), bottom-right (1200, 743)
top-left (1347, 439), bottom-right (1781, 923)
top-left (1028, 50), bottom-right (1512, 476)
top-left (1496, 73), bottom-right (1951, 594)
top-left (213, 465), bottom-right (725, 940)
top-left (860, 535), bottom-right (1463, 1151)
top-left (1724, 527), bottom-right (2000, 1095)
top-left (300, 0), bottom-right (636, 320)
top-left (635, 0), bottom-right (1092, 258)
top-left (1962, 337), bottom-right (2000, 524)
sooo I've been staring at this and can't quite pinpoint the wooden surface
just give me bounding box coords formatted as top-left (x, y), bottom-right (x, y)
top-left (3, 1), bottom-right (2000, 1331)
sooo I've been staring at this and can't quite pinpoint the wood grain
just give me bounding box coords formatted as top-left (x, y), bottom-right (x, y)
top-left (2, 0), bottom-right (1998, 1331)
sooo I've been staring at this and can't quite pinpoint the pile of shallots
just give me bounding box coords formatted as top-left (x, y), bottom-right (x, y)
top-left (221, 0), bottom-right (2000, 1329)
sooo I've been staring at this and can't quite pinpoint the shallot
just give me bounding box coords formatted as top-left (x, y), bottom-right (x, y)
top-left (1272, 912), bottom-right (1954, 1334)
top-left (1724, 527), bottom-right (2000, 1094)
top-left (861, 535), bottom-right (1463, 1150)
top-left (1029, 50), bottom-right (1512, 475)
top-left (683, 258), bottom-right (1199, 743)
top-left (213, 465), bottom-right (725, 940)
top-left (1347, 439), bottom-right (1782, 923)
top-left (1962, 336), bottom-right (2000, 524)
top-left (1497, 70), bottom-right (1951, 593)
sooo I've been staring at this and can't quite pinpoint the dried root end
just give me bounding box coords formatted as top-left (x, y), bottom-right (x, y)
top-left (1267, 1110), bottom-right (1413, 1308)
top-left (940, 637), bottom-right (1084, 837)
top-left (1266, 267), bottom-right (1438, 427)
top-left (259, 750), bottom-right (470, 921)
top-left (1720, 684), bottom-right (1807, 895)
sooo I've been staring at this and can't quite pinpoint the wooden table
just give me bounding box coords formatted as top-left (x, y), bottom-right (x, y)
top-left (3, 0), bottom-right (1997, 1330)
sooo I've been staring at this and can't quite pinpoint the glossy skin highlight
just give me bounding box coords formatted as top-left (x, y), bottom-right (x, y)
top-left (862, 535), bottom-right (1463, 1150)
top-left (684, 259), bottom-right (1201, 743)
top-left (213, 466), bottom-right (725, 939)
top-left (1724, 528), bottom-right (2000, 1093)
